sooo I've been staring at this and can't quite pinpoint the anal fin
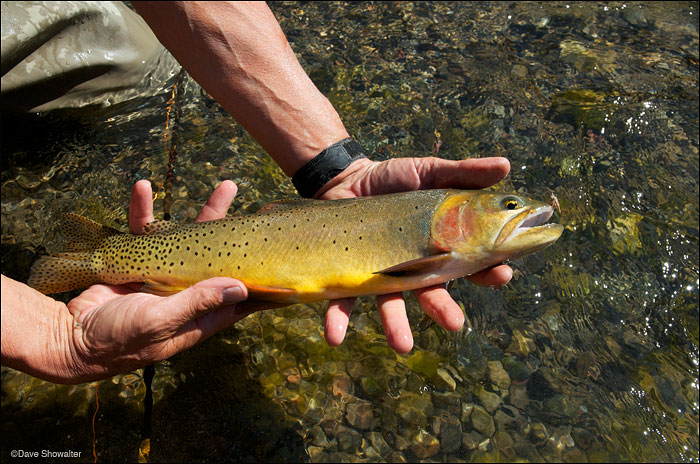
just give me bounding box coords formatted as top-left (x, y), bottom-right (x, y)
top-left (245, 282), bottom-right (298, 300)
top-left (141, 279), bottom-right (188, 296)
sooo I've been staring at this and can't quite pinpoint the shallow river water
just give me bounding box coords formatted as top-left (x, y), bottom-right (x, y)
top-left (2, 2), bottom-right (698, 462)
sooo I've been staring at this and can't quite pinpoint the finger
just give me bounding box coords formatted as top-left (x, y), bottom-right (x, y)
top-left (415, 157), bottom-right (511, 190)
top-left (178, 302), bottom-right (249, 341)
top-left (195, 180), bottom-right (237, 222)
top-left (377, 293), bottom-right (413, 353)
top-left (413, 286), bottom-right (464, 331)
top-left (324, 297), bottom-right (356, 346)
top-left (159, 278), bottom-right (248, 355)
top-left (129, 180), bottom-right (154, 234)
top-left (466, 264), bottom-right (513, 288)
top-left (163, 277), bottom-right (248, 330)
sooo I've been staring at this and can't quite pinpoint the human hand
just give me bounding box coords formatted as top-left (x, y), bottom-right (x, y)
top-left (318, 156), bottom-right (514, 353)
top-left (64, 180), bottom-right (248, 382)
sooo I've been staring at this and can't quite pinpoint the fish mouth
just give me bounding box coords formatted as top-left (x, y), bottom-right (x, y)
top-left (496, 205), bottom-right (563, 249)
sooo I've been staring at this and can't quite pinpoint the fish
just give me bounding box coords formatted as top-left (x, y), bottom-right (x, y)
top-left (28, 189), bottom-right (563, 310)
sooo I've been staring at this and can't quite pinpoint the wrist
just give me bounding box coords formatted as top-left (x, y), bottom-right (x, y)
top-left (316, 157), bottom-right (374, 199)
top-left (292, 138), bottom-right (367, 198)
top-left (1, 276), bottom-right (86, 384)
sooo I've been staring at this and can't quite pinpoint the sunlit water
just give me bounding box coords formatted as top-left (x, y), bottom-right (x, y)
top-left (2, 2), bottom-right (698, 462)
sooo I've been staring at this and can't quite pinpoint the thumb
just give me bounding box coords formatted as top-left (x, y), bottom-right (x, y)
top-left (164, 277), bottom-right (248, 327)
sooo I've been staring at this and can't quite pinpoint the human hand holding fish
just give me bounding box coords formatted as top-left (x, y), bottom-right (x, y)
top-left (1, 181), bottom-right (249, 384)
top-left (315, 155), bottom-right (515, 353)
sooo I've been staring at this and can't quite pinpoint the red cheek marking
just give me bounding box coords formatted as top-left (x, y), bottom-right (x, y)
top-left (461, 208), bottom-right (475, 237)
top-left (432, 206), bottom-right (462, 251)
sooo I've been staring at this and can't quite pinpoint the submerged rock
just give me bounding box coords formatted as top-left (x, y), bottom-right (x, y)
top-left (365, 431), bottom-right (392, 457)
top-left (434, 367), bottom-right (457, 391)
top-left (396, 393), bottom-right (432, 428)
top-left (345, 399), bottom-right (374, 430)
top-left (470, 405), bottom-right (495, 437)
top-left (410, 429), bottom-right (440, 459)
top-left (477, 387), bottom-right (502, 413)
top-left (487, 360), bottom-right (511, 390)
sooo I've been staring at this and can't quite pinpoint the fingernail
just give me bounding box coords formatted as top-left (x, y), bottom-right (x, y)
top-left (222, 286), bottom-right (245, 304)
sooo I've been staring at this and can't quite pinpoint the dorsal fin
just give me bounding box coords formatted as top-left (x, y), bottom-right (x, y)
top-left (143, 219), bottom-right (180, 235)
top-left (373, 253), bottom-right (453, 277)
top-left (60, 213), bottom-right (123, 251)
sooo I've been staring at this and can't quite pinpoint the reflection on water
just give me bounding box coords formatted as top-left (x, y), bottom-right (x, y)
top-left (2, 2), bottom-right (698, 462)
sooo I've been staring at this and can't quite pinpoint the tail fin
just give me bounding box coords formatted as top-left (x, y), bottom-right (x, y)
top-left (28, 214), bottom-right (123, 294)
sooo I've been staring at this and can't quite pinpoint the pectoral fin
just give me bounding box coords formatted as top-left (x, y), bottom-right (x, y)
top-left (374, 253), bottom-right (452, 277)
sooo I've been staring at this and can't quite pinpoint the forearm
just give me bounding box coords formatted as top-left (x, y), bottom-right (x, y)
top-left (133, 1), bottom-right (349, 176)
top-left (1, 275), bottom-right (82, 383)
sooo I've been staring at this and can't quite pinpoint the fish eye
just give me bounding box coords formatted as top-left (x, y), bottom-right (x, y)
top-left (502, 197), bottom-right (522, 210)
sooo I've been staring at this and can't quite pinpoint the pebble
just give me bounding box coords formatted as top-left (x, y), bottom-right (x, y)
top-left (307, 425), bottom-right (329, 447)
top-left (431, 391), bottom-right (462, 416)
top-left (396, 393), bottom-right (432, 428)
top-left (494, 406), bottom-right (520, 430)
top-left (487, 361), bottom-right (511, 390)
top-left (508, 329), bottom-right (536, 357)
top-left (346, 399), bottom-right (374, 430)
top-left (336, 426), bottom-right (362, 453)
top-left (410, 429), bottom-right (440, 459)
top-left (461, 402), bottom-right (474, 424)
top-left (434, 367), bottom-right (457, 391)
top-left (462, 431), bottom-right (483, 451)
top-left (502, 357), bottom-right (531, 383)
top-left (509, 383), bottom-right (530, 410)
top-left (470, 405), bottom-right (495, 437)
top-left (332, 374), bottom-right (353, 397)
top-left (528, 422), bottom-right (549, 446)
top-left (572, 427), bottom-right (595, 449)
top-left (493, 430), bottom-right (516, 459)
top-left (438, 413), bottom-right (462, 454)
top-left (366, 431), bottom-right (392, 457)
top-left (544, 394), bottom-right (576, 419)
top-left (307, 445), bottom-right (326, 461)
top-left (477, 388), bottom-right (502, 413)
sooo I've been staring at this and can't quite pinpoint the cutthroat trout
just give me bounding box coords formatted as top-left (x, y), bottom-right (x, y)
top-left (28, 189), bottom-right (563, 309)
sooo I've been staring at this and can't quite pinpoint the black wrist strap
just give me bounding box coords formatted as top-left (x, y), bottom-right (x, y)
top-left (292, 138), bottom-right (366, 198)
